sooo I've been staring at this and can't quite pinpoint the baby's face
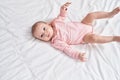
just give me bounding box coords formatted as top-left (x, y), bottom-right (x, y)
top-left (34, 22), bottom-right (53, 41)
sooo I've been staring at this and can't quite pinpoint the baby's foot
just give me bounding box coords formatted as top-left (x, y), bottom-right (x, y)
top-left (109, 7), bottom-right (120, 18)
top-left (114, 36), bottom-right (120, 42)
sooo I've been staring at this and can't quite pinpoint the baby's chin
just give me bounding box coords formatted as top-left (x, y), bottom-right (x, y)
top-left (49, 32), bottom-right (54, 41)
top-left (49, 36), bottom-right (53, 41)
top-left (46, 36), bottom-right (52, 42)
top-left (43, 37), bottom-right (52, 42)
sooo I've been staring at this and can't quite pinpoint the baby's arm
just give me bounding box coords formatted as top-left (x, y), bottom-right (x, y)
top-left (57, 2), bottom-right (71, 20)
top-left (51, 40), bottom-right (87, 62)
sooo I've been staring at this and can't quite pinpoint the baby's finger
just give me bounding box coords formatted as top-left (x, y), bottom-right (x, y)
top-left (80, 57), bottom-right (88, 62)
top-left (65, 2), bottom-right (71, 4)
top-left (81, 58), bottom-right (88, 62)
top-left (64, 2), bottom-right (71, 6)
top-left (81, 53), bottom-right (86, 56)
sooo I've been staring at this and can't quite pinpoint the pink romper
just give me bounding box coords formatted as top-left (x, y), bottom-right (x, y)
top-left (51, 6), bottom-right (93, 60)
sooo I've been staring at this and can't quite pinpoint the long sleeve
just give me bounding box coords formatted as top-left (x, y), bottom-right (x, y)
top-left (51, 40), bottom-right (80, 60)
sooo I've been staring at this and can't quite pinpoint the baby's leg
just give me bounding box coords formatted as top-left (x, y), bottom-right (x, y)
top-left (83, 33), bottom-right (120, 43)
top-left (81, 7), bottom-right (120, 25)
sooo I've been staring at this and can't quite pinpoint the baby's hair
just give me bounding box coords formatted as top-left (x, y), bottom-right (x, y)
top-left (32, 21), bottom-right (46, 38)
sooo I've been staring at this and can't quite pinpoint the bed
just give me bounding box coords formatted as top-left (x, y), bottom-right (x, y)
top-left (0, 0), bottom-right (120, 80)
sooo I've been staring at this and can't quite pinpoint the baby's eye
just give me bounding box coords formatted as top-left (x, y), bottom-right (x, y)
top-left (43, 27), bottom-right (45, 31)
top-left (41, 34), bottom-right (44, 38)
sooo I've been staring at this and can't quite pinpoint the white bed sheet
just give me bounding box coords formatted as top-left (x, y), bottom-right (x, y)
top-left (0, 0), bottom-right (120, 80)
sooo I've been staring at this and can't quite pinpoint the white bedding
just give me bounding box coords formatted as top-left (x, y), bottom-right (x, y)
top-left (0, 0), bottom-right (120, 80)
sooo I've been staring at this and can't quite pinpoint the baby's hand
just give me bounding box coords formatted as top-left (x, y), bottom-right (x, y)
top-left (61, 2), bottom-right (71, 10)
top-left (63, 2), bottom-right (71, 7)
top-left (79, 53), bottom-right (88, 62)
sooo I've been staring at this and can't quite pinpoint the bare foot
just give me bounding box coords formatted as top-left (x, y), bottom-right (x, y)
top-left (114, 36), bottom-right (120, 42)
top-left (109, 7), bottom-right (120, 18)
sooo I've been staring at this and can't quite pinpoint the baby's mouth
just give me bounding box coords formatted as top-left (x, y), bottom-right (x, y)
top-left (47, 32), bottom-right (50, 37)
top-left (48, 34), bottom-right (50, 37)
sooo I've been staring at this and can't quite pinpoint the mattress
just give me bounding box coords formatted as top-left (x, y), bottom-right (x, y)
top-left (0, 0), bottom-right (120, 80)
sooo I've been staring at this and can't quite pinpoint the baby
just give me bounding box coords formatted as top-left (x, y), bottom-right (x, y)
top-left (32, 2), bottom-right (120, 62)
